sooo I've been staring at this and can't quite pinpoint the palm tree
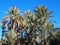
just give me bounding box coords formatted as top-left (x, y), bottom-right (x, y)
top-left (24, 10), bottom-right (38, 36)
top-left (34, 6), bottom-right (54, 45)
top-left (1, 6), bottom-right (23, 45)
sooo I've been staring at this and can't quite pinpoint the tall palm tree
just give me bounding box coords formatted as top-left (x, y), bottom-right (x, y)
top-left (34, 6), bottom-right (54, 45)
top-left (24, 10), bottom-right (37, 35)
top-left (1, 6), bottom-right (23, 45)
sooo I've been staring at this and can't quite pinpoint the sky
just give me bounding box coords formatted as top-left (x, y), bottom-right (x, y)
top-left (0, 0), bottom-right (60, 39)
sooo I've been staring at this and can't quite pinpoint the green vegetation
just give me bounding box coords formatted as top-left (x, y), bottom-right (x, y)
top-left (0, 6), bottom-right (60, 45)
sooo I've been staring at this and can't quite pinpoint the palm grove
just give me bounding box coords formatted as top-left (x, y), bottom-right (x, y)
top-left (0, 6), bottom-right (60, 45)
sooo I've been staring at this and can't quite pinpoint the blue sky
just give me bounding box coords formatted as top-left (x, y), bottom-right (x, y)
top-left (0, 0), bottom-right (60, 38)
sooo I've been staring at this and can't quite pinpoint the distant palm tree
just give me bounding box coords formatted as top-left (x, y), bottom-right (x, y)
top-left (56, 30), bottom-right (60, 36)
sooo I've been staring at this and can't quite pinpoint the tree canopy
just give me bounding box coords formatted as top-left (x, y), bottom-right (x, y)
top-left (0, 6), bottom-right (60, 45)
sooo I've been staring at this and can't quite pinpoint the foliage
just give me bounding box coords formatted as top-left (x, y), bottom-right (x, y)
top-left (1, 6), bottom-right (60, 45)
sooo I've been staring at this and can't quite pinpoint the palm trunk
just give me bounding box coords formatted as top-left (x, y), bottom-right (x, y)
top-left (8, 42), bottom-right (13, 45)
top-left (11, 43), bottom-right (14, 45)
top-left (44, 33), bottom-right (48, 45)
top-left (9, 42), bottom-right (15, 45)
top-left (44, 36), bottom-right (47, 45)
